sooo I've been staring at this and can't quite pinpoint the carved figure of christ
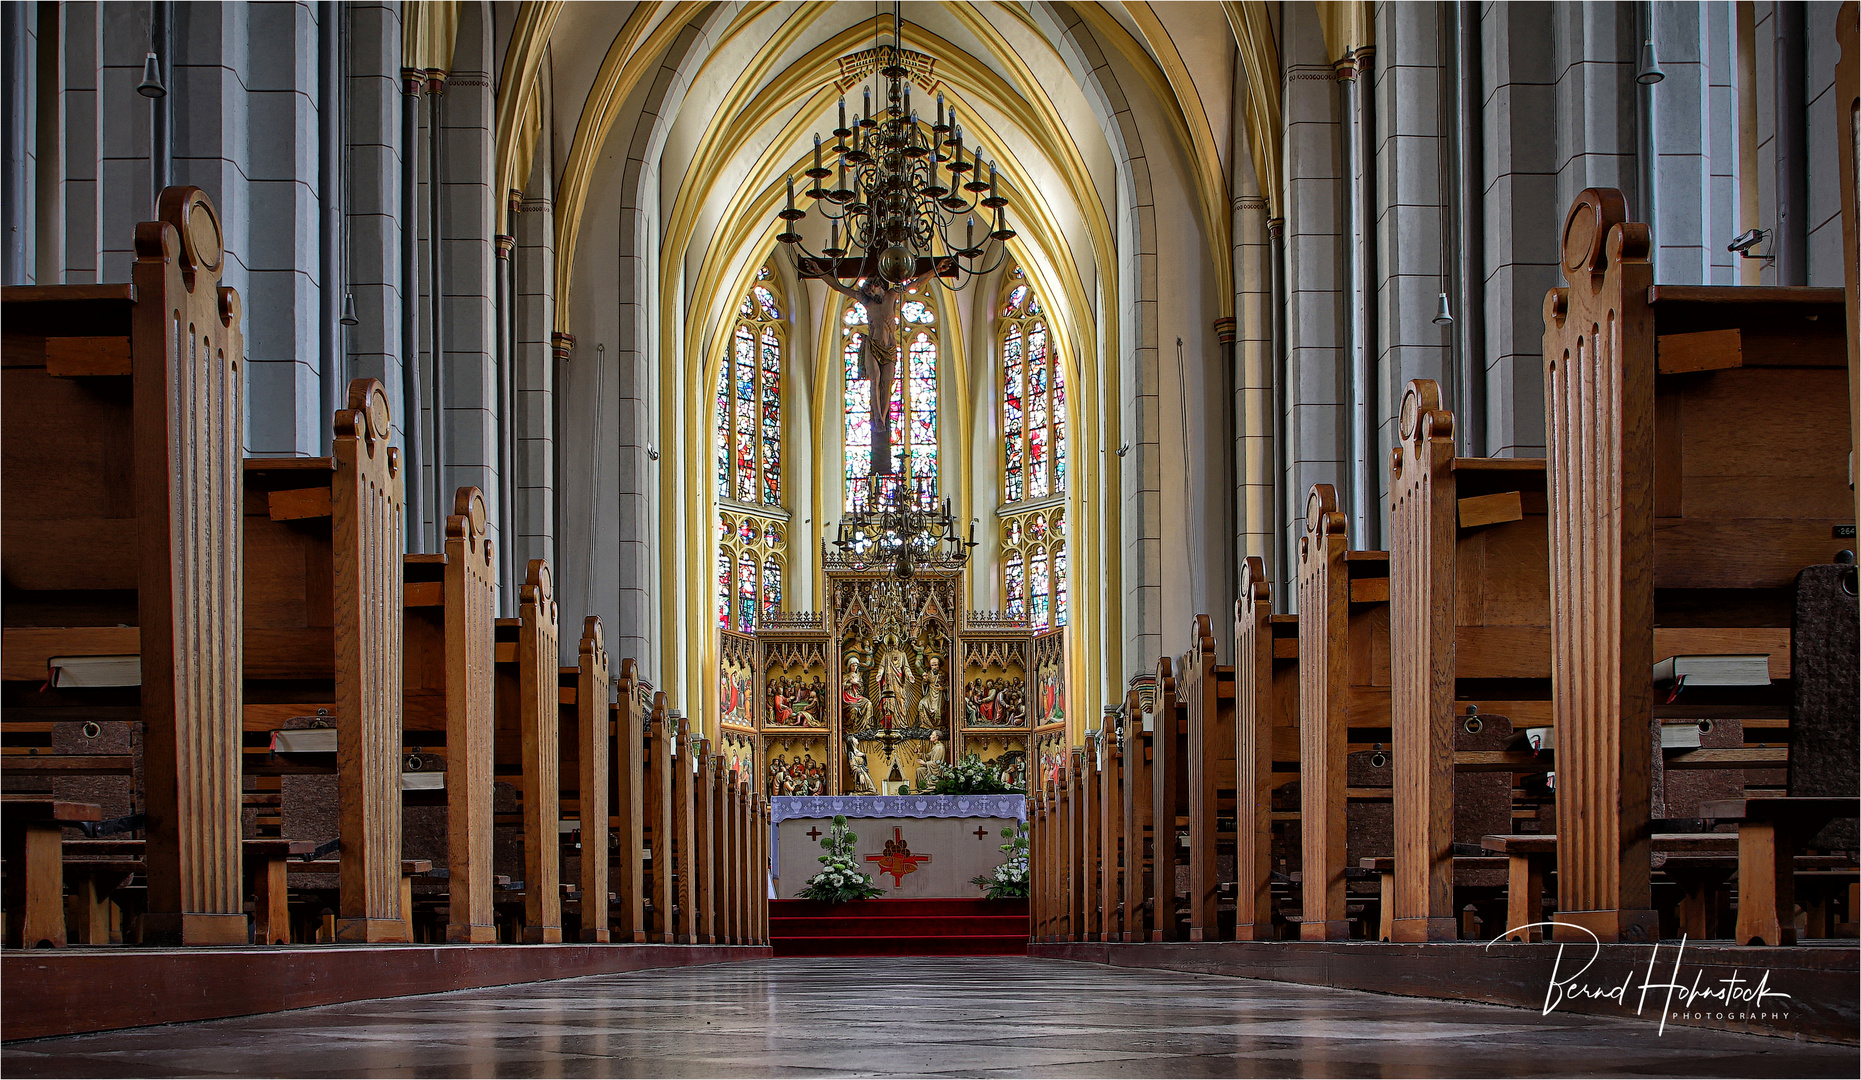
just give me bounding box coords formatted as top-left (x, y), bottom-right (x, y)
top-left (822, 272), bottom-right (935, 476)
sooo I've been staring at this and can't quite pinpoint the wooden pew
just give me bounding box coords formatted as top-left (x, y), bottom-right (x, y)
top-left (1541, 188), bottom-right (1852, 941)
top-left (1097, 711), bottom-right (1125, 944)
top-left (1388, 379), bottom-right (1551, 941)
top-left (2, 187), bottom-right (245, 946)
top-left (2, 797), bottom-right (102, 947)
top-left (559, 618), bottom-right (610, 941)
top-left (755, 788), bottom-right (771, 944)
top-left (694, 747), bottom-right (718, 944)
top-left (1234, 557), bottom-right (1300, 941)
top-left (609, 661), bottom-right (646, 942)
top-left (1180, 615), bottom-right (1238, 942)
top-left (397, 487), bottom-right (497, 942)
top-left (643, 693), bottom-right (674, 942)
top-left (669, 715), bottom-right (697, 942)
top-left (243, 377), bottom-right (408, 943)
top-left (1081, 734), bottom-right (1103, 942)
top-left (1149, 658), bottom-right (1188, 941)
top-left (720, 768), bottom-right (739, 944)
top-left (1842, 2), bottom-right (1861, 547)
top-left (1067, 747), bottom-right (1088, 941)
top-left (1121, 688), bottom-right (1155, 942)
top-left (1296, 484), bottom-right (1394, 940)
top-left (492, 559), bottom-right (561, 943)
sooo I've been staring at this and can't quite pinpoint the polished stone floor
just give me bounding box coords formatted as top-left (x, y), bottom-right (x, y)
top-left (4, 956), bottom-right (1855, 1078)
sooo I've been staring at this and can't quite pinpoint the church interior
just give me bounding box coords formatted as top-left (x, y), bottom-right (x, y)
top-left (1, 0), bottom-right (1858, 1074)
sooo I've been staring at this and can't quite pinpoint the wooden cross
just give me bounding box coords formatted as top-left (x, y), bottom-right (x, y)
top-left (806, 826), bottom-right (823, 841)
top-left (864, 826), bottom-right (931, 887)
top-left (973, 825), bottom-right (990, 841)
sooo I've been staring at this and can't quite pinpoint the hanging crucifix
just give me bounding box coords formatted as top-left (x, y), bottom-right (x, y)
top-left (818, 267), bottom-right (936, 476)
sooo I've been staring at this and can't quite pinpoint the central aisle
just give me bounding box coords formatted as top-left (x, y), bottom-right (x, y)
top-left (5, 957), bottom-right (1850, 1077)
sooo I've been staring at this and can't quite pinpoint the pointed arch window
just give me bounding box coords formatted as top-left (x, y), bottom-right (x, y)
top-left (716, 265), bottom-right (788, 629)
top-left (843, 287), bottom-right (940, 512)
top-left (998, 267), bottom-right (1066, 629)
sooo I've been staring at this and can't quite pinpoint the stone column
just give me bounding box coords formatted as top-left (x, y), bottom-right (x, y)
top-left (346, 2), bottom-right (405, 452)
top-left (1281, 3), bottom-right (1348, 606)
top-left (60, 2), bottom-right (102, 284)
top-left (513, 151), bottom-right (556, 577)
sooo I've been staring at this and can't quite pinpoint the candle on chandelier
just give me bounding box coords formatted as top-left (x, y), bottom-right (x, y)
top-left (814, 134), bottom-right (823, 172)
top-left (988, 161), bottom-right (998, 194)
top-left (863, 86), bottom-right (872, 123)
top-left (965, 216), bottom-right (974, 251)
top-left (786, 175), bottom-right (795, 212)
top-left (829, 216), bottom-right (839, 255)
top-left (936, 92), bottom-right (945, 129)
top-left (838, 95), bottom-right (847, 133)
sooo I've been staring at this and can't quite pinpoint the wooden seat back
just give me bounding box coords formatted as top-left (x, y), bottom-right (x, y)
top-left (1069, 746), bottom-right (1090, 940)
top-left (609, 660), bottom-right (646, 941)
top-left (1234, 557), bottom-right (1299, 940)
top-left (246, 378), bottom-right (406, 942)
top-left (1180, 614), bottom-right (1237, 942)
top-left (644, 691), bottom-right (674, 941)
top-left (1149, 657), bottom-right (1189, 940)
top-left (1120, 686), bottom-right (1154, 942)
top-left (1388, 379), bottom-right (1551, 941)
top-left (397, 486), bottom-right (495, 941)
top-left (1097, 714), bottom-right (1125, 943)
top-left (1542, 188), bottom-right (1852, 941)
top-left (492, 559), bottom-right (561, 942)
top-left (559, 618), bottom-right (610, 941)
top-left (671, 716), bottom-right (697, 942)
top-left (1, 187), bottom-right (245, 945)
top-left (1296, 484), bottom-right (1393, 939)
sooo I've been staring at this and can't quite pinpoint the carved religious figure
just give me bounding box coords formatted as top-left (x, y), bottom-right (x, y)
top-left (871, 631), bottom-right (916, 730)
top-left (915, 654), bottom-right (946, 729)
top-left (841, 653), bottom-right (873, 729)
top-left (846, 735), bottom-right (877, 794)
top-left (820, 271), bottom-right (936, 474)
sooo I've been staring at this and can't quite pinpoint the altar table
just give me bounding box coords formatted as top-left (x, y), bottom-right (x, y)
top-left (770, 795), bottom-right (1026, 899)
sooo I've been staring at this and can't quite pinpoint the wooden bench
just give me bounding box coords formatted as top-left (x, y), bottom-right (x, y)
top-left (1542, 187), bottom-right (1852, 941)
top-left (1296, 484), bottom-right (1395, 940)
top-left (1388, 379), bottom-right (1552, 941)
top-left (690, 743), bottom-right (718, 945)
top-left (2, 796), bottom-right (102, 947)
top-left (1149, 658), bottom-right (1189, 941)
top-left (57, 836), bottom-right (316, 945)
top-left (2, 188), bottom-right (245, 946)
top-left (643, 692), bottom-right (675, 942)
top-left (392, 486), bottom-right (496, 942)
top-left (492, 559), bottom-right (562, 943)
top-left (1482, 832), bottom-right (1745, 942)
top-left (607, 662), bottom-right (648, 942)
top-left (1080, 734), bottom-right (1105, 942)
top-left (1179, 616), bottom-right (1237, 942)
top-left (1096, 708), bottom-right (1126, 944)
top-left (669, 715), bottom-right (698, 943)
top-left (244, 377), bottom-right (408, 943)
top-left (1699, 798), bottom-right (1861, 945)
top-left (1120, 688), bottom-right (1156, 942)
top-left (558, 618), bottom-right (611, 942)
top-left (721, 766), bottom-right (742, 945)
top-left (1234, 557), bottom-right (1300, 941)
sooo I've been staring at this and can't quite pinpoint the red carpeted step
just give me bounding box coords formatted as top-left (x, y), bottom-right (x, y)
top-left (769, 898), bottom-right (1029, 957)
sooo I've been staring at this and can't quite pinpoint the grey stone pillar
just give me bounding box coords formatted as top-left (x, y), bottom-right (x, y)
top-left (1280, 3), bottom-right (1347, 605)
top-left (513, 163), bottom-right (556, 578)
top-left (344, 2), bottom-right (406, 457)
top-left (1480, 0), bottom-right (1557, 459)
top-left (1372, 1), bottom-right (1452, 522)
top-left (60, 2), bottom-right (102, 285)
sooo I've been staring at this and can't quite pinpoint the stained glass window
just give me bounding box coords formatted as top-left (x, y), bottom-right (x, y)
top-left (843, 287), bottom-right (939, 512)
top-left (997, 267), bottom-right (1067, 629)
top-left (999, 266), bottom-right (1062, 506)
top-left (715, 263), bottom-right (788, 630)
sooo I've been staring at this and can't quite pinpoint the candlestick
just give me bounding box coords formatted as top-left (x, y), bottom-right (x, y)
top-left (838, 95), bottom-right (846, 133)
top-left (786, 175), bottom-right (794, 211)
top-left (936, 92), bottom-right (944, 129)
top-left (814, 134), bottom-right (822, 172)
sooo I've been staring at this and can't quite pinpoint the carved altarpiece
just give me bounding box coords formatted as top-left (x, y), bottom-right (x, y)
top-left (728, 562), bottom-right (1056, 797)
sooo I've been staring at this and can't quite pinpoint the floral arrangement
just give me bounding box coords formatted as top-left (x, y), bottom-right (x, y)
top-left (796, 815), bottom-right (884, 903)
top-left (970, 821), bottom-right (1030, 899)
top-left (930, 752), bottom-right (1021, 795)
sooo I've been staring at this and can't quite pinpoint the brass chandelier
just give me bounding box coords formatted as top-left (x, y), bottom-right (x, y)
top-left (833, 483), bottom-right (976, 580)
top-left (778, 1), bottom-right (1015, 292)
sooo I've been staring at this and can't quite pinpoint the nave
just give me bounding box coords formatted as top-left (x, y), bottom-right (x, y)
top-left (4, 957), bottom-right (1854, 1079)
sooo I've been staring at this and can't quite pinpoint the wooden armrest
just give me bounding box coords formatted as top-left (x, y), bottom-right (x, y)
top-left (0, 754), bottom-right (134, 775)
top-left (0, 796), bottom-right (103, 823)
top-left (1481, 834), bottom-right (1554, 855)
top-left (1700, 797), bottom-right (1861, 823)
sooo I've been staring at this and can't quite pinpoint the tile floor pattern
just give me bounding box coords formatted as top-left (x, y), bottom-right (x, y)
top-left (4, 957), bottom-right (1856, 1078)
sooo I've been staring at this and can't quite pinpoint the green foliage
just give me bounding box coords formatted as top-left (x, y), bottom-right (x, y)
top-left (796, 815), bottom-right (884, 903)
top-left (970, 821), bottom-right (1030, 899)
top-left (930, 753), bottom-right (1021, 795)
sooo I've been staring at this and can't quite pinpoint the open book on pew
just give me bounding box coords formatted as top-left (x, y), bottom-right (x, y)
top-left (48, 655), bottom-right (141, 688)
top-left (1652, 654), bottom-right (1772, 688)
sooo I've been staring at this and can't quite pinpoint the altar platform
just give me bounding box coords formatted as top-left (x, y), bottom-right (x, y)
top-left (770, 795), bottom-right (1025, 899)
